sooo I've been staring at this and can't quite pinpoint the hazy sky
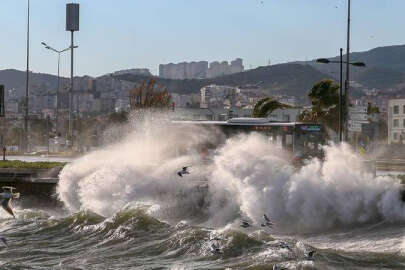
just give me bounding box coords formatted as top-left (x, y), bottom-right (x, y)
top-left (1, 0), bottom-right (404, 78)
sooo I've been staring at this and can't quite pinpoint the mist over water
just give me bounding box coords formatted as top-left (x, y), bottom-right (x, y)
top-left (57, 115), bottom-right (405, 232)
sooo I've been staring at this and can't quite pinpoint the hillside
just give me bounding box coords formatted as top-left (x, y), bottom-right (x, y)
top-left (116, 63), bottom-right (332, 98)
top-left (296, 44), bottom-right (405, 90)
top-left (0, 69), bottom-right (67, 97)
top-left (5, 44), bottom-right (405, 102)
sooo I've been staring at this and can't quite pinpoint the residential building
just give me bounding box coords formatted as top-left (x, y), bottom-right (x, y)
top-left (159, 61), bottom-right (208, 79)
top-left (171, 93), bottom-right (193, 108)
top-left (159, 59), bottom-right (244, 80)
top-left (388, 99), bottom-right (405, 144)
top-left (200, 85), bottom-right (241, 109)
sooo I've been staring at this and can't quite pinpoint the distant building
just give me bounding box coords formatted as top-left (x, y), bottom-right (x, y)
top-left (171, 93), bottom-right (193, 108)
top-left (207, 58), bottom-right (244, 78)
top-left (112, 68), bottom-right (152, 77)
top-left (5, 101), bottom-right (18, 114)
top-left (159, 58), bottom-right (244, 80)
top-left (200, 85), bottom-right (240, 109)
top-left (388, 99), bottom-right (405, 144)
top-left (159, 61), bottom-right (208, 80)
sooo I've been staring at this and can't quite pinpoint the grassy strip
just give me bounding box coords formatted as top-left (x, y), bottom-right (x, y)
top-left (0, 160), bottom-right (66, 169)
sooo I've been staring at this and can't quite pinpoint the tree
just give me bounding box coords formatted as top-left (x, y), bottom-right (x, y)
top-left (299, 79), bottom-right (341, 132)
top-left (252, 97), bottom-right (291, 118)
top-left (129, 79), bottom-right (171, 111)
top-left (367, 102), bottom-right (380, 114)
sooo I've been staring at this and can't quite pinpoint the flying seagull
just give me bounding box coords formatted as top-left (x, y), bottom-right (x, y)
top-left (305, 250), bottom-right (316, 260)
top-left (210, 243), bottom-right (222, 254)
top-left (0, 187), bottom-right (19, 218)
top-left (177, 166), bottom-right (190, 177)
top-left (273, 265), bottom-right (287, 270)
top-left (279, 241), bottom-right (292, 251)
top-left (0, 237), bottom-right (7, 247)
top-left (240, 220), bottom-right (250, 228)
top-left (263, 214), bottom-right (274, 227)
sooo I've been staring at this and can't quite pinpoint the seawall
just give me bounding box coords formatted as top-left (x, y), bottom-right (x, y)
top-left (0, 167), bottom-right (63, 207)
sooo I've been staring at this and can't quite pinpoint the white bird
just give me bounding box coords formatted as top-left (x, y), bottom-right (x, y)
top-left (177, 166), bottom-right (190, 177)
top-left (0, 187), bottom-right (19, 218)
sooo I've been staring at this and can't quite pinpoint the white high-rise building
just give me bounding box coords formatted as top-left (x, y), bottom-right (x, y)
top-left (159, 59), bottom-right (244, 80)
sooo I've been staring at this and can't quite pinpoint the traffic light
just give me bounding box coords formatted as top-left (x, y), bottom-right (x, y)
top-left (0, 85), bottom-right (4, 117)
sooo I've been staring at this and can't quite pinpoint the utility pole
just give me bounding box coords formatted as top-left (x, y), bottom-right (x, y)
top-left (24, 0), bottom-right (30, 152)
top-left (69, 30), bottom-right (74, 143)
top-left (46, 115), bottom-right (50, 155)
top-left (339, 48), bottom-right (343, 142)
top-left (57, 52), bottom-right (60, 135)
top-left (345, 0), bottom-right (351, 141)
top-left (66, 3), bottom-right (79, 148)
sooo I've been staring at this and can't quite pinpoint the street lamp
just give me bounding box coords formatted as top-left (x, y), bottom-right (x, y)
top-left (316, 52), bottom-right (366, 142)
top-left (41, 42), bottom-right (77, 135)
top-left (66, 3), bottom-right (80, 149)
top-left (24, 0), bottom-right (30, 152)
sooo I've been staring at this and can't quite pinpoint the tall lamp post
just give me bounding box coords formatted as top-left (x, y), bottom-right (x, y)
top-left (316, 54), bottom-right (365, 142)
top-left (24, 0), bottom-right (30, 152)
top-left (66, 3), bottom-right (79, 148)
top-left (41, 42), bottom-right (76, 135)
top-left (345, 0), bottom-right (352, 141)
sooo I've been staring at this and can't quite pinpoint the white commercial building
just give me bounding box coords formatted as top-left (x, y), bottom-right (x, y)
top-left (388, 99), bottom-right (405, 144)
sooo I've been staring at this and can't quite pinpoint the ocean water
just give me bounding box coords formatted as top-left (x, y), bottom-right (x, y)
top-left (2, 118), bottom-right (405, 269)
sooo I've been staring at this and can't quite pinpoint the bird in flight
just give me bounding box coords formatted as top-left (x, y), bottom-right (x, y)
top-left (262, 214), bottom-right (274, 228)
top-left (177, 166), bottom-right (191, 177)
top-left (305, 250), bottom-right (316, 260)
top-left (210, 243), bottom-right (222, 254)
top-left (0, 187), bottom-right (19, 218)
top-left (0, 237), bottom-right (7, 247)
top-left (240, 220), bottom-right (251, 228)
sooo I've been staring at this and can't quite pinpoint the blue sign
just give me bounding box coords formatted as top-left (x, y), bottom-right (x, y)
top-left (301, 125), bottom-right (321, 131)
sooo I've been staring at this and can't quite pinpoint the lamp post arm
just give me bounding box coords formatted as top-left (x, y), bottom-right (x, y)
top-left (60, 47), bottom-right (71, 53)
top-left (319, 60), bottom-right (366, 67)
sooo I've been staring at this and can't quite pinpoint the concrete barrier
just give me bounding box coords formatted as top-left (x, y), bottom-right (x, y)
top-left (0, 167), bottom-right (63, 207)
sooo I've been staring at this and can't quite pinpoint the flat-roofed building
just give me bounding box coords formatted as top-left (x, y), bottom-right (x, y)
top-left (388, 99), bottom-right (405, 144)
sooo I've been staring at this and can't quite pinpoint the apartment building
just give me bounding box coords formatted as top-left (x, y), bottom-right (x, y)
top-left (388, 99), bottom-right (405, 144)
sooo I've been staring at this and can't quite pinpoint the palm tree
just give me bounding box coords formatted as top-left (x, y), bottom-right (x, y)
top-left (299, 79), bottom-right (340, 132)
top-left (252, 97), bottom-right (291, 118)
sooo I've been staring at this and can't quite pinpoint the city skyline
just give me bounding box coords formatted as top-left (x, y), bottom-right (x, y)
top-left (1, 0), bottom-right (405, 78)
